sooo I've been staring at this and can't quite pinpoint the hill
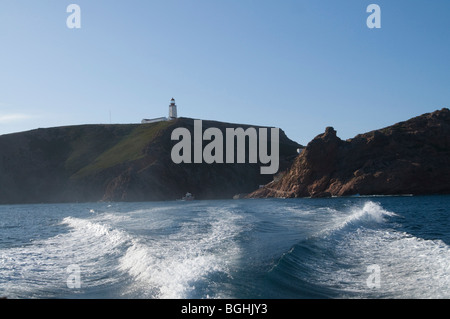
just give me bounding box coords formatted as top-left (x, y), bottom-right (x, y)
top-left (0, 118), bottom-right (301, 204)
top-left (248, 108), bottom-right (450, 198)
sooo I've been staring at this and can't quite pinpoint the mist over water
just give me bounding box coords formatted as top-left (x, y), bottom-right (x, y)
top-left (0, 196), bottom-right (449, 299)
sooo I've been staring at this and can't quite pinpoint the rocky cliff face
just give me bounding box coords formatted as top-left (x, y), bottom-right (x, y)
top-left (248, 108), bottom-right (450, 198)
top-left (0, 118), bottom-right (300, 204)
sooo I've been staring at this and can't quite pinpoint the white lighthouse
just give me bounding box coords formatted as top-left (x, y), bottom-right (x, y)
top-left (141, 98), bottom-right (178, 124)
top-left (169, 98), bottom-right (177, 119)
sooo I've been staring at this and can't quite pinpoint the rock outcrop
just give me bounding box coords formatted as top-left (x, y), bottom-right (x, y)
top-left (0, 118), bottom-right (301, 204)
top-left (248, 108), bottom-right (450, 198)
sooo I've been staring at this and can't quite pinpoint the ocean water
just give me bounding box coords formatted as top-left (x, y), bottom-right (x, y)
top-left (0, 196), bottom-right (449, 299)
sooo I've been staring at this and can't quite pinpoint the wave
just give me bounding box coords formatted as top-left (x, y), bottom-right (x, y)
top-left (0, 205), bottom-right (244, 299)
top-left (361, 231), bottom-right (449, 298)
top-left (268, 201), bottom-right (450, 298)
top-left (60, 216), bottom-right (132, 261)
top-left (324, 201), bottom-right (397, 234)
top-left (3, 199), bottom-right (449, 299)
top-left (0, 216), bottom-right (131, 298)
top-left (118, 208), bottom-right (242, 299)
top-left (287, 201), bottom-right (398, 243)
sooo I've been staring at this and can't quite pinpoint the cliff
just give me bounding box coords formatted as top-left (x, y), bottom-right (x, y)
top-left (0, 118), bottom-right (301, 204)
top-left (248, 108), bottom-right (450, 198)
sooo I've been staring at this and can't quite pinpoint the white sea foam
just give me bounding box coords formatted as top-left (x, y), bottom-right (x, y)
top-left (2, 199), bottom-right (448, 299)
top-left (118, 208), bottom-right (242, 299)
top-left (303, 201), bottom-right (450, 298)
top-left (0, 207), bottom-right (242, 299)
top-left (0, 216), bottom-right (132, 298)
top-left (317, 201), bottom-right (397, 238)
top-left (323, 228), bottom-right (450, 298)
top-left (60, 216), bottom-right (131, 254)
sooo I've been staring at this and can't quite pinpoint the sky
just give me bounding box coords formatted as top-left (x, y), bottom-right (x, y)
top-left (0, 0), bottom-right (449, 145)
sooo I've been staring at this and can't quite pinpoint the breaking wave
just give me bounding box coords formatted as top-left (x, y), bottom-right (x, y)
top-left (268, 201), bottom-right (450, 298)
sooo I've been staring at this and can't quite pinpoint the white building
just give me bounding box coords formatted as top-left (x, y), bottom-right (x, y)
top-left (169, 98), bottom-right (177, 119)
top-left (140, 116), bottom-right (168, 124)
top-left (142, 98), bottom-right (178, 124)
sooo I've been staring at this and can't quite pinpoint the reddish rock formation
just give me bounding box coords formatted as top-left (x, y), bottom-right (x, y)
top-left (248, 108), bottom-right (450, 198)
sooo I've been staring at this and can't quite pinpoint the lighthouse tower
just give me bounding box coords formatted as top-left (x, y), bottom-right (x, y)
top-left (169, 98), bottom-right (177, 120)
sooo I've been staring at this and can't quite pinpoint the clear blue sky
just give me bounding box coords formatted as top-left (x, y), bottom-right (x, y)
top-left (0, 0), bottom-right (449, 145)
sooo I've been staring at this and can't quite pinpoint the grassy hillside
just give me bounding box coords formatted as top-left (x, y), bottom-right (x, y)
top-left (71, 121), bottom-right (173, 179)
top-left (0, 118), bottom-right (301, 204)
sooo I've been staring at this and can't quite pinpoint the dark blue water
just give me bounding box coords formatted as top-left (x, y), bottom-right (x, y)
top-left (1, 196), bottom-right (449, 299)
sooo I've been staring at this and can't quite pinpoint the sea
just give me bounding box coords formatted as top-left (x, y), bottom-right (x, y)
top-left (0, 196), bottom-right (449, 299)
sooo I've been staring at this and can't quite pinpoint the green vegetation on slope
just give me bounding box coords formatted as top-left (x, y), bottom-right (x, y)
top-left (71, 121), bottom-right (173, 179)
top-left (64, 124), bottom-right (138, 173)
